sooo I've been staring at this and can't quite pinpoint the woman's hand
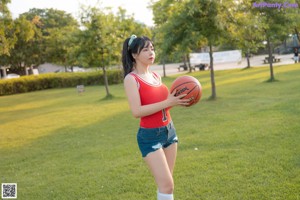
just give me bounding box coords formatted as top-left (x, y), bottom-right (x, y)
top-left (167, 90), bottom-right (190, 107)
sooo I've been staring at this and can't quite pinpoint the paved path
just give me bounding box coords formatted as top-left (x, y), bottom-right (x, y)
top-left (151, 53), bottom-right (296, 76)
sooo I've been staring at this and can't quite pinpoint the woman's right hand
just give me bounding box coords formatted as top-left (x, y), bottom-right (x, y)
top-left (167, 90), bottom-right (190, 107)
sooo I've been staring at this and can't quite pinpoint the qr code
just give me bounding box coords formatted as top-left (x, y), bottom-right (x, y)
top-left (1, 183), bottom-right (17, 199)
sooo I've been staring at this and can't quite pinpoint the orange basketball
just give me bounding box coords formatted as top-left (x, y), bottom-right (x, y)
top-left (170, 75), bottom-right (202, 107)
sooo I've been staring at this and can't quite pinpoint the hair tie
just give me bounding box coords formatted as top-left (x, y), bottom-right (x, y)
top-left (128, 35), bottom-right (137, 49)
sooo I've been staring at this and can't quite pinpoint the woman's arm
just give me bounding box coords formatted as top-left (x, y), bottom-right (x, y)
top-left (124, 75), bottom-right (189, 118)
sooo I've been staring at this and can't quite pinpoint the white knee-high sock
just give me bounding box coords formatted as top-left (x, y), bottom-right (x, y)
top-left (157, 192), bottom-right (174, 200)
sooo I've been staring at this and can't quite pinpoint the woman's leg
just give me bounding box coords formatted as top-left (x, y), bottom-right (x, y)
top-left (144, 149), bottom-right (174, 194)
top-left (163, 143), bottom-right (177, 175)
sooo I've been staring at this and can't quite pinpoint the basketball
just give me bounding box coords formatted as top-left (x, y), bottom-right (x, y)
top-left (170, 75), bottom-right (202, 107)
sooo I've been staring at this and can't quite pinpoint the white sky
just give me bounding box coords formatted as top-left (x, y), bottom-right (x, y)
top-left (8, 0), bottom-right (154, 26)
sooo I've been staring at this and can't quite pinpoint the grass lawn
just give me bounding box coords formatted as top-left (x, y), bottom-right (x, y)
top-left (1, 64), bottom-right (300, 200)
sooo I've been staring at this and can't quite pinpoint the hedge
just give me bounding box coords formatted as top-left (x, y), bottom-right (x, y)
top-left (0, 70), bottom-right (123, 96)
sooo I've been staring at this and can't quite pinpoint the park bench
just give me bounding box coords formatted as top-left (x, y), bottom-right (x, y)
top-left (195, 64), bottom-right (208, 71)
top-left (178, 64), bottom-right (196, 71)
top-left (263, 56), bottom-right (281, 64)
top-left (178, 64), bottom-right (188, 71)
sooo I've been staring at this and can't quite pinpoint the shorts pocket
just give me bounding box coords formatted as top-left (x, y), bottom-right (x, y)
top-left (167, 122), bottom-right (176, 140)
top-left (167, 128), bottom-right (176, 140)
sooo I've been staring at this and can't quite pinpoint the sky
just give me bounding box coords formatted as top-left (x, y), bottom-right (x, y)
top-left (7, 0), bottom-right (154, 26)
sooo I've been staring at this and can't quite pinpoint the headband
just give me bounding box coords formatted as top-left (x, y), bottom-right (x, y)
top-left (128, 35), bottom-right (137, 49)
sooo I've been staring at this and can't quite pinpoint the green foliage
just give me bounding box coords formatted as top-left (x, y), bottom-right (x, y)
top-left (17, 8), bottom-right (80, 70)
top-left (0, 16), bottom-right (43, 72)
top-left (248, 0), bottom-right (296, 80)
top-left (152, 0), bottom-right (229, 57)
top-left (0, 64), bottom-right (299, 199)
top-left (0, 0), bottom-right (16, 56)
top-left (45, 26), bottom-right (80, 67)
top-left (0, 8), bottom-right (80, 73)
top-left (77, 6), bottom-right (152, 97)
top-left (79, 8), bottom-right (115, 68)
top-left (78, 7), bottom-right (152, 68)
top-left (20, 8), bottom-right (78, 35)
top-left (0, 70), bottom-right (123, 96)
top-left (2, 5), bottom-right (153, 77)
top-left (250, 0), bottom-right (294, 40)
top-left (221, 1), bottom-right (264, 56)
top-left (290, 0), bottom-right (300, 41)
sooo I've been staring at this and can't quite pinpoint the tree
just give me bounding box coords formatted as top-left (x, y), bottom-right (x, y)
top-left (250, 0), bottom-right (296, 81)
top-left (44, 25), bottom-right (80, 71)
top-left (0, 16), bottom-right (42, 75)
top-left (152, 0), bottom-right (197, 74)
top-left (109, 7), bottom-right (152, 67)
top-left (223, 1), bottom-right (264, 68)
top-left (20, 8), bottom-right (78, 36)
top-left (0, 0), bottom-right (16, 56)
top-left (152, 0), bottom-right (230, 99)
top-left (79, 7), bottom-right (117, 98)
top-left (78, 6), bottom-right (152, 98)
top-left (187, 0), bottom-right (230, 99)
top-left (288, 1), bottom-right (300, 49)
top-left (20, 8), bottom-right (79, 71)
top-left (282, 0), bottom-right (300, 42)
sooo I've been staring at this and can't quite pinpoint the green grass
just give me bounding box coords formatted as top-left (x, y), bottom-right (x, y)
top-left (1, 64), bottom-right (300, 200)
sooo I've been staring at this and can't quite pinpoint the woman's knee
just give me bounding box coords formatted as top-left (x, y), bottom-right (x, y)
top-left (159, 179), bottom-right (174, 194)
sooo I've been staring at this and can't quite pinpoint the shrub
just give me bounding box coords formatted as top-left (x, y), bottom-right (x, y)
top-left (0, 70), bottom-right (123, 96)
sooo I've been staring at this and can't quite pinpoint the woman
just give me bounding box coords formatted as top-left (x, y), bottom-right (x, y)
top-left (122, 35), bottom-right (189, 200)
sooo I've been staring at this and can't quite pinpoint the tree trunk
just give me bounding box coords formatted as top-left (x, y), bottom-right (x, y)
top-left (267, 37), bottom-right (275, 81)
top-left (183, 55), bottom-right (187, 67)
top-left (246, 49), bottom-right (251, 68)
top-left (295, 27), bottom-right (300, 42)
top-left (186, 54), bottom-right (193, 73)
top-left (102, 66), bottom-right (111, 97)
top-left (24, 66), bottom-right (28, 75)
top-left (162, 56), bottom-right (166, 77)
top-left (246, 56), bottom-right (250, 68)
top-left (209, 43), bottom-right (216, 99)
top-left (29, 65), bottom-right (34, 74)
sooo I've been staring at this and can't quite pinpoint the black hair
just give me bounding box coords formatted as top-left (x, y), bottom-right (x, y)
top-left (122, 36), bottom-right (153, 77)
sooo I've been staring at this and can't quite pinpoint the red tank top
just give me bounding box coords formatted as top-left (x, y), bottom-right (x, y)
top-left (130, 72), bottom-right (171, 128)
